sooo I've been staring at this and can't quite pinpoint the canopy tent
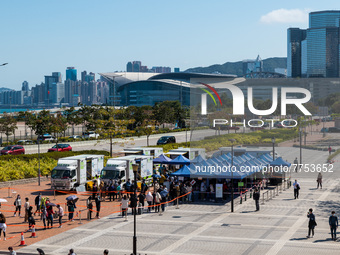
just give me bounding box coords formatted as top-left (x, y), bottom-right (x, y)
top-left (269, 157), bottom-right (291, 167)
top-left (170, 165), bottom-right (191, 177)
top-left (260, 153), bottom-right (273, 162)
top-left (191, 155), bottom-right (204, 164)
top-left (168, 155), bottom-right (190, 165)
top-left (153, 154), bottom-right (172, 164)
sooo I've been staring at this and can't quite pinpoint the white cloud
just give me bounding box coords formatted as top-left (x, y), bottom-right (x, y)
top-left (260, 8), bottom-right (309, 24)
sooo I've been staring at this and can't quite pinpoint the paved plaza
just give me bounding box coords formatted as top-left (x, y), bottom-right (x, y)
top-left (16, 147), bottom-right (340, 255)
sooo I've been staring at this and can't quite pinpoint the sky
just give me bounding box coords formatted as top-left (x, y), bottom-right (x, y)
top-left (0, 0), bottom-right (340, 90)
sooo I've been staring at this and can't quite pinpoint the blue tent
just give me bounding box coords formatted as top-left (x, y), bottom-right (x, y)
top-left (170, 165), bottom-right (191, 177)
top-left (168, 155), bottom-right (190, 165)
top-left (191, 155), bottom-right (204, 164)
top-left (269, 157), bottom-right (291, 167)
top-left (153, 154), bottom-right (172, 164)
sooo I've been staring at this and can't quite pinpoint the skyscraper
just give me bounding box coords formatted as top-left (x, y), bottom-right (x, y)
top-left (66, 67), bottom-right (77, 81)
top-left (21, 81), bottom-right (29, 91)
top-left (287, 10), bottom-right (340, 78)
top-left (44, 72), bottom-right (61, 105)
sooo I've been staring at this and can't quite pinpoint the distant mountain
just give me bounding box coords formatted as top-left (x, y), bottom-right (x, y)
top-left (185, 57), bottom-right (287, 76)
top-left (0, 87), bottom-right (13, 92)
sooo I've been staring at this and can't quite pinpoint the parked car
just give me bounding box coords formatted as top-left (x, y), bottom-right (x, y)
top-left (217, 125), bottom-right (240, 130)
top-left (48, 144), bottom-right (72, 152)
top-left (82, 131), bottom-right (99, 139)
top-left (157, 136), bottom-right (176, 145)
top-left (69, 135), bottom-right (82, 140)
top-left (17, 140), bottom-right (34, 145)
top-left (1, 145), bottom-right (25, 155)
top-left (250, 127), bottom-right (265, 131)
top-left (328, 127), bottom-right (340, 133)
top-left (37, 134), bottom-right (56, 143)
top-left (320, 127), bottom-right (329, 133)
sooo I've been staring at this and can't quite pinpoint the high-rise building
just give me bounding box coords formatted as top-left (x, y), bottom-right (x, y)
top-left (151, 66), bottom-right (171, 73)
top-left (22, 81), bottom-right (29, 91)
top-left (50, 82), bottom-right (65, 104)
top-left (174, 68), bottom-right (180, 73)
top-left (44, 72), bottom-right (61, 105)
top-left (127, 62), bottom-right (133, 72)
top-left (287, 10), bottom-right (340, 78)
top-left (66, 67), bottom-right (77, 81)
top-left (81, 71), bottom-right (87, 82)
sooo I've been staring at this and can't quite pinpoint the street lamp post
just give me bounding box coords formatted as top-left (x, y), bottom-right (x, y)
top-left (229, 139), bottom-right (236, 213)
top-left (271, 137), bottom-right (276, 161)
top-left (299, 127), bottom-right (302, 168)
top-left (132, 164), bottom-right (139, 255)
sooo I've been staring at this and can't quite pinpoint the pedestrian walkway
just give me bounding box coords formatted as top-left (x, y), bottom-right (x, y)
top-left (16, 147), bottom-right (340, 255)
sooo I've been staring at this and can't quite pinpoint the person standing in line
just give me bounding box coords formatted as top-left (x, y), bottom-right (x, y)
top-left (46, 205), bottom-right (54, 229)
top-left (307, 208), bottom-right (316, 238)
top-left (34, 193), bottom-right (42, 216)
top-left (329, 211), bottom-right (338, 241)
top-left (146, 191), bottom-right (153, 212)
top-left (293, 179), bottom-right (300, 199)
top-left (67, 200), bottom-right (76, 221)
top-left (24, 198), bottom-right (29, 222)
top-left (253, 188), bottom-right (260, 211)
top-left (154, 191), bottom-right (161, 213)
top-left (317, 173), bottom-right (322, 189)
top-left (56, 204), bottom-right (64, 228)
top-left (121, 195), bottom-right (129, 217)
top-left (41, 205), bottom-right (47, 230)
top-left (13, 195), bottom-right (21, 217)
top-left (200, 181), bottom-right (207, 200)
top-left (108, 182), bottom-right (115, 202)
top-left (187, 184), bottom-right (192, 203)
top-left (0, 211), bottom-right (6, 240)
top-left (293, 157), bottom-right (298, 172)
top-left (95, 194), bottom-right (101, 219)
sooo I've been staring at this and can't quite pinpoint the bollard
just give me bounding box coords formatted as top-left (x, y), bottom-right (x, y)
top-left (120, 204), bottom-right (122, 217)
top-left (240, 194), bottom-right (242, 204)
top-left (176, 198), bottom-right (179, 209)
top-left (262, 193), bottom-right (265, 205)
top-left (245, 193), bottom-right (247, 202)
top-left (267, 191), bottom-right (269, 201)
top-left (7, 186), bottom-right (10, 198)
top-left (53, 190), bottom-right (56, 200)
top-left (276, 186), bottom-right (279, 196)
top-left (250, 191), bottom-right (252, 199)
top-left (79, 210), bottom-right (82, 224)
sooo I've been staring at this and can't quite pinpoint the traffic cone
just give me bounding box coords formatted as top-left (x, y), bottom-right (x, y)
top-left (31, 225), bottom-right (37, 238)
top-left (19, 232), bottom-right (26, 246)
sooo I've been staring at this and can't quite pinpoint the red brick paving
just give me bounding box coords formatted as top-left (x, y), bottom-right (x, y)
top-left (0, 179), bottom-right (122, 251)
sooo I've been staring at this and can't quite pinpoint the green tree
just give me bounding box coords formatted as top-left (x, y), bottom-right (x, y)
top-left (95, 107), bottom-right (134, 157)
top-left (64, 107), bottom-right (82, 136)
top-left (0, 113), bottom-right (17, 143)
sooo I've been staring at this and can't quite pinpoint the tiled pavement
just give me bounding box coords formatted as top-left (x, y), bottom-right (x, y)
top-left (18, 147), bottom-right (340, 255)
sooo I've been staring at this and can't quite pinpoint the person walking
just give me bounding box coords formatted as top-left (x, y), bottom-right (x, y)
top-left (253, 188), bottom-right (260, 211)
top-left (0, 211), bottom-right (6, 240)
top-left (293, 157), bottom-right (298, 172)
top-left (317, 173), bottom-right (322, 189)
top-left (13, 195), bottom-right (21, 217)
top-left (56, 204), bottom-right (64, 228)
top-left (24, 197), bottom-right (29, 222)
top-left (95, 194), bottom-right (101, 219)
top-left (307, 208), bottom-right (317, 238)
top-left (328, 145), bottom-right (332, 155)
top-left (293, 179), bottom-right (300, 199)
top-left (329, 211), bottom-right (338, 241)
top-left (34, 193), bottom-right (42, 216)
top-left (103, 249), bottom-right (109, 255)
top-left (27, 206), bottom-right (35, 231)
top-left (121, 195), bottom-right (129, 217)
top-left (68, 248), bottom-right (76, 255)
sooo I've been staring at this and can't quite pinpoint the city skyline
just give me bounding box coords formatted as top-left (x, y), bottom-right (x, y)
top-left (1, 0), bottom-right (340, 90)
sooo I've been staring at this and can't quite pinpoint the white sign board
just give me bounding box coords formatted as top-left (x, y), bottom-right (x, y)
top-left (215, 184), bottom-right (223, 198)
